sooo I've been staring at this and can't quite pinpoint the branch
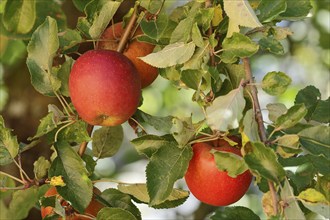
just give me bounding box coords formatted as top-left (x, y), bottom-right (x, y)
top-left (78, 7), bottom-right (139, 157)
top-left (243, 58), bottom-right (278, 215)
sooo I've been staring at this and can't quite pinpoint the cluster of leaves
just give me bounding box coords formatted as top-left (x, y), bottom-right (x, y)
top-left (0, 0), bottom-right (329, 220)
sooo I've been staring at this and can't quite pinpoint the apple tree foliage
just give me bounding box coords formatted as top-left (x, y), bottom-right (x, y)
top-left (0, 0), bottom-right (329, 219)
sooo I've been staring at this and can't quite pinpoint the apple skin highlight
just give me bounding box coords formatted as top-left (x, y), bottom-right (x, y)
top-left (69, 50), bottom-right (141, 126)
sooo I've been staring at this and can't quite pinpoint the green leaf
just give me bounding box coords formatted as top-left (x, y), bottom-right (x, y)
top-left (298, 188), bottom-right (330, 218)
top-left (211, 206), bottom-right (260, 220)
top-left (276, 134), bottom-right (300, 158)
top-left (279, 0), bottom-right (312, 21)
top-left (257, 0), bottom-right (286, 22)
top-left (274, 104), bottom-right (307, 131)
top-left (97, 207), bottom-right (137, 220)
top-left (0, 173), bottom-right (15, 199)
top-left (81, 154), bottom-right (97, 176)
top-left (262, 71), bottom-right (291, 96)
top-left (146, 141), bottom-right (192, 206)
top-left (242, 109), bottom-right (260, 142)
top-left (131, 135), bottom-right (174, 158)
top-left (191, 23), bottom-right (204, 48)
top-left (180, 69), bottom-right (203, 90)
top-left (266, 103), bottom-right (287, 122)
top-left (73, 0), bottom-right (91, 12)
top-left (181, 41), bottom-right (210, 70)
top-left (85, 0), bottom-right (121, 39)
top-left (196, 7), bottom-right (214, 32)
top-left (279, 155), bottom-right (330, 176)
top-left (140, 14), bottom-right (169, 41)
top-left (118, 183), bottom-right (189, 209)
top-left (100, 188), bottom-right (141, 220)
top-left (280, 178), bottom-right (305, 220)
top-left (134, 110), bottom-right (174, 133)
top-left (0, 201), bottom-right (8, 220)
top-left (213, 150), bottom-right (248, 178)
top-left (259, 37), bottom-right (284, 55)
top-left (220, 33), bottom-right (259, 63)
top-left (224, 0), bottom-right (262, 37)
top-left (33, 156), bottom-right (51, 180)
top-left (26, 16), bottom-right (60, 96)
top-left (56, 120), bottom-right (91, 145)
top-left (7, 186), bottom-right (39, 219)
top-left (316, 176), bottom-right (330, 202)
top-left (298, 126), bottom-right (330, 159)
top-left (49, 141), bottom-right (93, 213)
top-left (59, 29), bottom-right (82, 54)
top-left (57, 56), bottom-right (73, 97)
top-left (140, 42), bottom-right (196, 68)
top-left (3, 0), bottom-right (36, 34)
top-left (287, 163), bottom-right (316, 192)
top-left (92, 126), bottom-right (123, 159)
top-left (206, 86), bottom-right (246, 131)
top-left (30, 112), bottom-right (57, 140)
top-left (295, 86), bottom-right (329, 123)
top-left (0, 116), bottom-right (19, 165)
top-left (170, 17), bottom-right (194, 44)
top-left (243, 142), bottom-right (285, 183)
top-left (171, 117), bottom-right (195, 147)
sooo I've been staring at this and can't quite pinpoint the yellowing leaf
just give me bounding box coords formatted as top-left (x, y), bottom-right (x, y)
top-left (298, 188), bottom-right (328, 204)
top-left (224, 0), bottom-right (262, 37)
top-left (139, 42), bottom-right (196, 68)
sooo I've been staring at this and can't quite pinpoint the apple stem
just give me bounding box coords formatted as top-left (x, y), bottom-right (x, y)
top-left (116, 8), bottom-right (138, 53)
top-left (243, 58), bottom-right (279, 215)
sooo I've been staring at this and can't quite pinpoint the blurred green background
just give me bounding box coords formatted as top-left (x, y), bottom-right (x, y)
top-left (0, 0), bottom-right (329, 219)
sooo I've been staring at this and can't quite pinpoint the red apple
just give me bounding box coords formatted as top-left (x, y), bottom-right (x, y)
top-left (184, 138), bottom-right (252, 206)
top-left (69, 49), bottom-right (141, 126)
top-left (97, 22), bottom-right (158, 88)
top-left (41, 187), bottom-right (104, 219)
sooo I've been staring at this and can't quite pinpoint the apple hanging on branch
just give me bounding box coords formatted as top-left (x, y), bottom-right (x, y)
top-left (97, 22), bottom-right (158, 88)
top-left (69, 50), bottom-right (141, 126)
top-left (185, 137), bottom-right (253, 206)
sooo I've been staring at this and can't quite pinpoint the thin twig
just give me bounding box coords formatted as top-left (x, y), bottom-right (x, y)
top-left (13, 159), bottom-right (32, 182)
top-left (0, 171), bottom-right (25, 184)
top-left (243, 58), bottom-right (278, 215)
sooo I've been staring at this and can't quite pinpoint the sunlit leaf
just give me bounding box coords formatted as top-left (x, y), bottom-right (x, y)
top-left (274, 104), bottom-right (307, 131)
top-left (133, 110), bottom-right (174, 133)
top-left (0, 116), bottom-right (19, 165)
top-left (49, 141), bottom-right (93, 213)
top-left (262, 71), bottom-right (291, 96)
top-left (280, 178), bottom-right (305, 219)
top-left (242, 109), bottom-right (260, 142)
top-left (213, 150), bottom-right (248, 178)
top-left (224, 0), bottom-right (262, 37)
top-left (266, 103), bottom-right (287, 122)
top-left (259, 37), bottom-right (284, 55)
top-left (118, 184), bottom-right (189, 209)
top-left (3, 0), bottom-right (36, 34)
top-left (85, 0), bottom-right (121, 39)
top-left (26, 16), bottom-right (60, 96)
top-left (298, 188), bottom-right (330, 218)
top-left (276, 134), bottom-right (301, 158)
top-left (220, 33), bottom-right (259, 63)
top-left (206, 86), bottom-right (246, 131)
top-left (131, 135), bottom-right (174, 158)
top-left (171, 117), bottom-right (195, 147)
top-left (140, 42), bottom-right (196, 68)
top-left (33, 156), bottom-right (51, 180)
top-left (92, 126), bottom-right (123, 159)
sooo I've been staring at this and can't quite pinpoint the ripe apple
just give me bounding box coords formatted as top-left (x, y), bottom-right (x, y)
top-left (184, 138), bottom-right (252, 206)
top-left (97, 22), bottom-right (158, 88)
top-left (41, 187), bottom-right (104, 219)
top-left (69, 49), bottom-right (141, 126)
